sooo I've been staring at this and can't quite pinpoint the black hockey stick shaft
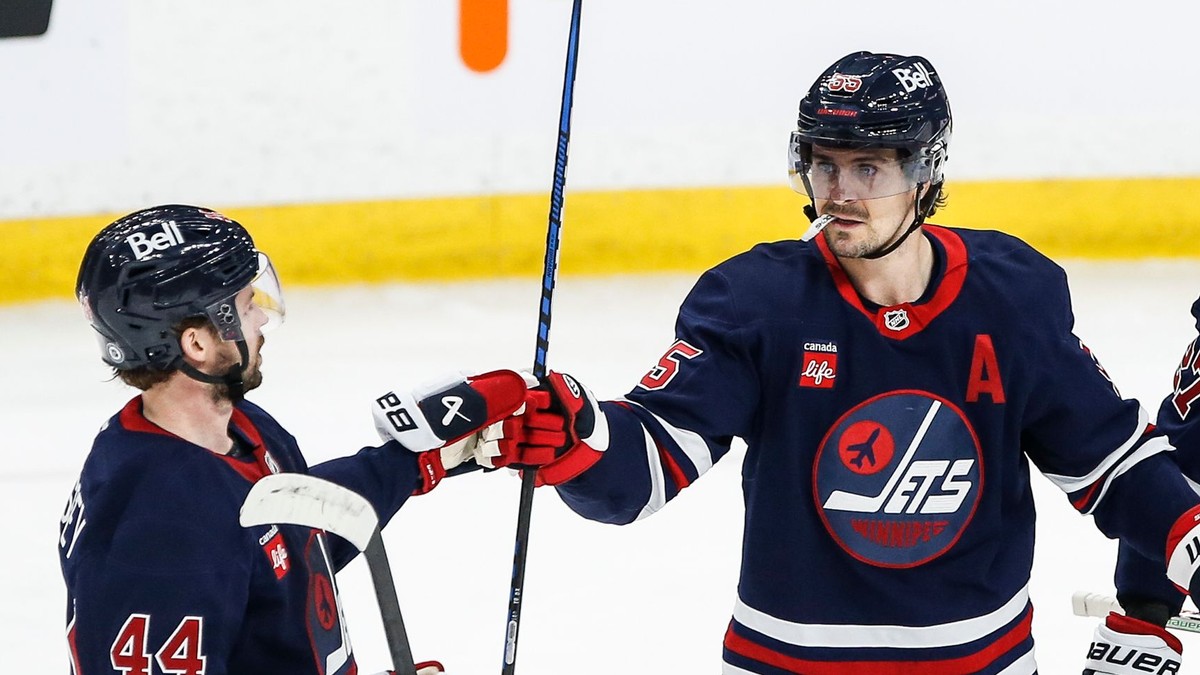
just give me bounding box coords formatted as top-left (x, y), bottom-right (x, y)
top-left (501, 1), bottom-right (583, 673)
top-left (364, 529), bottom-right (418, 675)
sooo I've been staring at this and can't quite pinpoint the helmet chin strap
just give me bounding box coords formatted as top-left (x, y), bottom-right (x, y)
top-left (179, 339), bottom-right (250, 403)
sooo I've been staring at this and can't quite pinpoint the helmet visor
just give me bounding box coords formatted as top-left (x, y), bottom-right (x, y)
top-left (788, 131), bottom-right (933, 201)
top-left (251, 253), bottom-right (285, 332)
top-left (204, 252), bottom-right (285, 342)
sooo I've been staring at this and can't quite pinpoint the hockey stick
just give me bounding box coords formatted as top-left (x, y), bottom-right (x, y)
top-left (1071, 591), bottom-right (1200, 634)
top-left (501, 1), bottom-right (583, 673)
top-left (240, 473), bottom-right (419, 675)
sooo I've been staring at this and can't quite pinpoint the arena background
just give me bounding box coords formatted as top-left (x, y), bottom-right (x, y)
top-left (2, 0), bottom-right (1198, 306)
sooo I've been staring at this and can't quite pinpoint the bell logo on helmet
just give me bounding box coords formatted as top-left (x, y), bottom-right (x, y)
top-left (125, 221), bottom-right (185, 261)
top-left (892, 62), bottom-right (935, 94)
top-left (827, 73), bottom-right (862, 92)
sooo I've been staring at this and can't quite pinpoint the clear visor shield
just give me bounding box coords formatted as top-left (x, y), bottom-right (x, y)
top-left (788, 132), bottom-right (933, 201)
top-left (204, 252), bottom-right (286, 343)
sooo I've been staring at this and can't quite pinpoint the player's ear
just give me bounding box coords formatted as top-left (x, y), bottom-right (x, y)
top-left (178, 323), bottom-right (218, 366)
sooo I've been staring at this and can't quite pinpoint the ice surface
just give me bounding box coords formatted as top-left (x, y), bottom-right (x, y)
top-left (6, 262), bottom-right (1200, 673)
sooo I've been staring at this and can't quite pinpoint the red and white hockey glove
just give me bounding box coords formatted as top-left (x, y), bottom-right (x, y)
top-left (1167, 504), bottom-right (1200, 598)
top-left (373, 370), bottom-right (530, 495)
top-left (1082, 613), bottom-right (1182, 675)
top-left (487, 371), bottom-right (609, 486)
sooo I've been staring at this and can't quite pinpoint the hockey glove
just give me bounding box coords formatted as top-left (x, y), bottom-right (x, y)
top-left (489, 371), bottom-right (609, 486)
top-left (1166, 504), bottom-right (1200, 602)
top-left (1082, 613), bottom-right (1182, 675)
top-left (373, 370), bottom-right (530, 494)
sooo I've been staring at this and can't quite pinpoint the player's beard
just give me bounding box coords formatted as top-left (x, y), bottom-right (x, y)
top-left (210, 336), bottom-right (265, 403)
top-left (821, 201), bottom-right (913, 259)
top-left (820, 203), bottom-right (880, 259)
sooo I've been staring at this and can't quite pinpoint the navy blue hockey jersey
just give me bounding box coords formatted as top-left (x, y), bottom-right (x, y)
top-left (58, 396), bottom-right (422, 675)
top-left (555, 226), bottom-right (1200, 674)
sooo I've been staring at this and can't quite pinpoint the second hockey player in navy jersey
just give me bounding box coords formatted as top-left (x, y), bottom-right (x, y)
top-left (1082, 295), bottom-right (1200, 675)
top-left (60, 205), bottom-right (528, 674)
top-left (488, 52), bottom-right (1200, 674)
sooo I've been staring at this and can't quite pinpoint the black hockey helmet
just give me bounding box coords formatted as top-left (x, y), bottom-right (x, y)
top-left (76, 205), bottom-right (283, 378)
top-left (794, 51), bottom-right (951, 153)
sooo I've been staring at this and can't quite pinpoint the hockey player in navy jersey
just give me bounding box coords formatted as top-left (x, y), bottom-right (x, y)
top-left (59, 205), bottom-right (528, 675)
top-left (487, 52), bottom-right (1200, 674)
top-left (1082, 296), bottom-right (1200, 674)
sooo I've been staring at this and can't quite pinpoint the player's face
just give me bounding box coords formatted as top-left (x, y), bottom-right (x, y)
top-left (213, 286), bottom-right (268, 398)
top-left (810, 146), bottom-right (919, 259)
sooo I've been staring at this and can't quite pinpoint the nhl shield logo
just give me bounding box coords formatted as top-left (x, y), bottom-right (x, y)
top-left (883, 308), bottom-right (910, 332)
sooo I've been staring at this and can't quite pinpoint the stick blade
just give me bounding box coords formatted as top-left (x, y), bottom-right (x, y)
top-left (240, 473), bottom-right (379, 551)
top-left (1072, 591), bottom-right (1120, 619)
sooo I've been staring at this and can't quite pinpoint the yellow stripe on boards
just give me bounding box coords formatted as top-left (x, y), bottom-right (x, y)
top-left (2, 178), bottom-right (1198, 305)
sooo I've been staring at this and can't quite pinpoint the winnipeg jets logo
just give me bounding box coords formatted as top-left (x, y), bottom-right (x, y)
top-left (883, 309), bottom-right (910, 331)
top-left (441, 395), bottom-right (470, 426)
top-left (824, 402), bottom-right (973, 514)
top-left (105, 343), bottom-right (125, 364)
top-left (814, 392), bottom-right (982, 567)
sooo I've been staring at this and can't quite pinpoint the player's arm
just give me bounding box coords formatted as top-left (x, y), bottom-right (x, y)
top-left (1101, 300), bottom-right (1200, 632)
top-left (1019, 269), bottom-right (1200, 606)
top-left (491, 269), bottom-right (759, 524)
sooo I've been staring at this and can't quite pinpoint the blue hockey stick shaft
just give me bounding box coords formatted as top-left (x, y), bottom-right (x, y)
top-left (501, 1), bottom-right (583, 673)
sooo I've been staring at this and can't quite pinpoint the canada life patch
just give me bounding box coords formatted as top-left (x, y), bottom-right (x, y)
top-left (258, 525), bottom-right (290, 579)
top-left (814, 390), bottom-right (983, 568)
top-left (800, 341), bottom-right (838, 389)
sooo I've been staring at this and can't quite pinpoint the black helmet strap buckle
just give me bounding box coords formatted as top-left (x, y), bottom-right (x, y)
top-left (178, 338), bottom-right (250, 403)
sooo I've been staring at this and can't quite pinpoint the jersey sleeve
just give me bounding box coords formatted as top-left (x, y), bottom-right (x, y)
top-left (306, 441), bottom-right (422, 569)
top-left (1157, 295), bottom-right (1200, 475)
top-left (64, 464), bottom-right (252, 675)
top-left (555, 267), bottom-right (759, 524)
top-left (238, 401), bottom-right (423, 569)
top-left (1019, 265), bottom-right (1200, 561)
